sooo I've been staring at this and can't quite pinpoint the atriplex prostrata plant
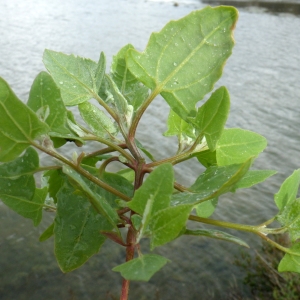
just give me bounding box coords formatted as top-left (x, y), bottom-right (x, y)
top-left (0, 6), bottom-right (299, 300)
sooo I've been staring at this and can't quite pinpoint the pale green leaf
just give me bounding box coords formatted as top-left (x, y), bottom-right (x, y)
top-left (184, 229), bottom-right (249, 248)
top-left (127, 6), bottom-right (238, 120)
top-left (216, 128), bottom-right (267, 166)
top-left (150, 204), bottom-right (192, 249)
top-left (55, 180), bottom-right (112, 272)
top-left (112, 254), bottom-right (169, 281)
top-left (195, 198), bottom-right (218, 218)
top-left (274, 169), bottom-right (300, 210)
top-left (111, 44), bottom-right (149, 111)
top-left (277, 198), bottom-right (300, 242)
top-left (233, 170), bottom-right (277, 191)
top-left (194, 86), bottom-right (230, 151)
top-left (78, 101), bottom-right (118, 138)
top-left (43, 50), bottom-right (105, 105)
top-left (62, 166), bottom-right (120, 230)
top-left (278, 243), bottom-right (300, 273)
top-left (0, 77), bottom-right (49, 162)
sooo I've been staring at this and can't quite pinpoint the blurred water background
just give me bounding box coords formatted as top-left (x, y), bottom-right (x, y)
top-left (0, 0), bottom-right (299, 299)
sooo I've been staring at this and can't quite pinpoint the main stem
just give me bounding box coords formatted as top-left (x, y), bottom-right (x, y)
top-left (120, 159), bottom-right (145, 300)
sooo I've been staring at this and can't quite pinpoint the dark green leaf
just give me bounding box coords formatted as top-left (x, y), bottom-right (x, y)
top-left (43, 50), bottom-right (105, 105)
top-left (43, 169), bottom-right (65, 203)
top-left (150, 204), bottom-right (192, 249)
top-left (216, 128), bottom-right (267, 166)
top-left (127, 7), bottom-right (238, 120)
top-left (0, 77), bottom-right (49, 162)
top-left (196, 149), bottom-right (217, 168)
top-left (194, 86), bottom-right (230, 151)
top-left (274, 169), bottom-right (300, 211)
top-left (55, 180), bottom-right (112, 272)
top-left (62, 166), bottom-right (120, 230)
top-left (39, 222), bottom-right (54, 242)
top-left (278, 243), bottom-right (300, 273)
top-left (112, 254), bottom-right (169, 281)
top-left (184, 228), bottom-right (249, 248)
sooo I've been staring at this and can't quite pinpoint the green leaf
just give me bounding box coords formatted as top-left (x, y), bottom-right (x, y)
top-left (78, 101), bottom-right (118, 138)
top-left (127, 164), bottom-right (174, 215)
top-left (171, 159), bottom-right (252, 206)
top-left (233, 170), bottom-right (277, 191)
top-left (0, 147), bottom-right (39, 178)
top-left (112, 254), bottom-right (169, 281)
top-left (216, 128), bottom-right (267, 166)
top-left (278, 243), bottom-right (300, 273)
top-left (274, 169), bottom-right (300, 211)
top-left (196, 149), bottom-right (217, 168)
top-left (62, 166), bottom-right (120, 230)
top-left (0, 77), bottom-right (49, 162)
top-left (0, 148), bottom-right (46, 226)
top-left (43, 169), bottom-right (65, 203)
top-left (43, 50), bottom-right (106, 105)
top-left (39, 222), bottom-right (54, 242)
top-left (184, 229), bottom-right (249, 248)
top-left (135, 139), bottom-right (156, 161)
top-left (277, 198), bottom-right (300, 242)
top-left (105, 74), bottom-right (133, 127)
top-left (27, 72), bottom-right (71, 135)
top-left (164, 109), bottom-right (196, 152)
top-left (150, 204), bottom-right (192, 249)
top-left (55, 180), bottom-right (112, 272)
top-left (117, 168), bottom-right (135, 183)
top-left (127, 6), bottom-right (238, 120)
top-left (111, 44), bottom-right (149, 111)
top-left (195, 198), bottom-right (218, 218)
top-left (194, 86), bottom-right (230, 151)
top-left (127, 164), bottom-right (174, 241)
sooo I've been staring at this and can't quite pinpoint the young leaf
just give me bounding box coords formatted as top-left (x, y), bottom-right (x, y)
top-left (62, 166), bottom-right (120, 230)
top-left (196, 149), bottom-right (217, 168)
top-left (170, 159), bottom-right (252, 206)
top-left (43, 169), bottom-right (65, 203)
top-left (78, 101), bottom-right (118, 138)
top-left (111, 44), bottom-right (149, 111)
top-left (0, 77), bottom-right (49, 162)
top-left (39, 222), bottom-right (54, 242)
top-left (194, 86), bottom-right (230, 151)
top-left (184, 229), bottom-right (249, 248)
top-left (112, 254), bottom-right (169, 281)
top-left (43, 50), bottom-right (106, 105)
top-left (27, 71), bottom-right (72, 135)
top-left (195, 198), bottom-right (218, 218)
top-left (55, 180), bottom-right (112, 272)
top-left (232, 170), bottom-right (277, 191)
top-left (164, 109), bottom-right (196, 152)
top-left (278, 243), bottom-right (300, 273)
top-left (274, 169), bottom-right (300, 211)
top-left (127, 6), bottom-right (238, 120)
top-left (216, 128), bottom-right (267, 166)
top-left (150, 204), bottom-right (192, 249)
top-left (276, 198), bottom-right (300, 242)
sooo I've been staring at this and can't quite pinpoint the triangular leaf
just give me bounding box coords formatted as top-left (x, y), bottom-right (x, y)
top-left (127, 6), bottom-right (238, 120)
top-left (43, 50), bottom-right (106, 106)
top-left (216, 128), bottom-right (267, 166)
top-left (0, 77), bottom-right (49, 162)
top-left (112, 254), bottom-right (169, 281)
top-left (39, 222), bottom-right (54, 242)
top-left (274, 169), bottom-right (300, 211)
top-left (55, 180), bottom-right (112, 272)
top-left (278, 243), bottom-right (300, 273)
